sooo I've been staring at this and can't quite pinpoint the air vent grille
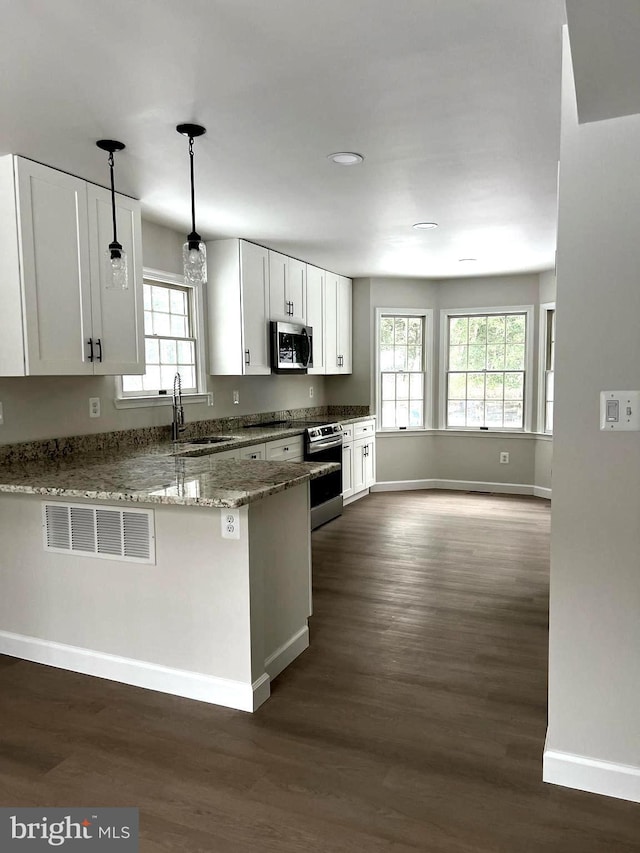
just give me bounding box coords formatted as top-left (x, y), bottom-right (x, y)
top-left (42, 502), bottom-right (155, 564)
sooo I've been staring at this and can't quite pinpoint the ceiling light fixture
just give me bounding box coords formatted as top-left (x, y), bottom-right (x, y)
top-left (96, 139), bottom-right (128, 290)
top-left (328, 152), bottom-right (364, 166)
top-left (412, 222), bottom-right (438, 230)
top-left (176, 123), bottom-right (207, 285)
top-left (459, 258), bottom-right (477, 262)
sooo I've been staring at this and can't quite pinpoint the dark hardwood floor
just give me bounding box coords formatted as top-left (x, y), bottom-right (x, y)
top-left (1, 491), bottom-right (639, 851)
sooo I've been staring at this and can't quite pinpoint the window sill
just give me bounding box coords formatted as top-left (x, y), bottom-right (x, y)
top-left (377, 428), bottom-right (552, 441)
top-left (114, 393), bottom-right (212, 410)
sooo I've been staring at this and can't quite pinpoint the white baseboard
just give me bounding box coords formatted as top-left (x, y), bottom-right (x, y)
top-left (343, 488), bottom-right (370, 506)
top-left (264, 624), bottom-right (309, 679)
top-left (371, 478), bottom-right (551, 499)
top-left (543, 744), bottom-right (640, 803)
top-left (0, 629), bottom-right (270, 713)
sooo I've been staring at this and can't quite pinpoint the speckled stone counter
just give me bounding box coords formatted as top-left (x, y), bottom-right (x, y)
top-left (0, 452), bottom-right (339, 508)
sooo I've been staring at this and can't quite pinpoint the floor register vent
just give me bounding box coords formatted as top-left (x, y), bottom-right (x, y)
top-left (42, 502), bottom-right (156, 564)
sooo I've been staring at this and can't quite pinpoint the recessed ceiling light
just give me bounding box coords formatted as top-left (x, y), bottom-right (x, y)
top-left (328, 152), bottom-right (364, 166)
top-left (412, 222), bottom-right (438, 230)
top-left (459, 258), bottom-right (477, 262)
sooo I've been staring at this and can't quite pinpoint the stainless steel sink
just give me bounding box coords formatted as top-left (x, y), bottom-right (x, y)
top-left (178, 436), bottom-right (234, 445)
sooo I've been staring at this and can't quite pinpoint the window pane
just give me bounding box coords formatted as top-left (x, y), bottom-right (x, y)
top-left (380, 346), bottom-right (394, 370)
top-left (487, 315), bottom-right (505, 343)
top-left (468, 316), bottom-right (487, 344)
top-left (485, 373), bottom-right (504, 399)
top-left (504, 401), bottom-right (523, 427)
top-left (449, 373), bottom-right (466, 399)
top-left (506, 314), bottom-right (526, 343)
top-left (408, 318), bottom-right (422, 345)
top-left (143, 286), bottom-right (152, 310)
top-left (467, 373), bottom-right (485, 399)
top-left (152, 286), bottom-right (170, 312)
top-left (178, 340), bottom-right (195, 364)
top-left (160, 366), bottom-right (177, 390)
top-left (409, 403), bottom-right (423, 427)
top-left (145, 338), bottom-right (159, 364)
top-left (382, 402), bottom-right (396, 428)
top-left (448, 401), bottom-right (465, 426)
top-left (449, 317), bottom-right (468, 345)
top-left (546, 370), bottom-right (554, 402)
top-left (122, 375), bottom-right (143, 393)
top-left (394, 348), bottom-right (407, 370)
top-left (467, 345), bottom-right (486, 370)
top-left (394, 318), bottom-right (407, 345)
top-left (396, 373), bottom-right (409, 400)
top-left (466, 400), bottom-right (484, 426)
top-left (170, 289), bottom-right (186, 315)
top-left (486, 401), bottom-right (504, 427)
top-left (410, 372), bottom-right (424, 399)
top-left (180, 367), bottom-right (196, 390)
top-left (407, 345), bottom-right (422, 371)
top-left (153, 313), bottom-right (171, 336)
top-left (160, 339), bottom-right (177, 365)
top-left (380, 318), bottom-right (394, 345)
top-left (170, 315), bottom-right (188, 338)
top-left (504, 373), bottom-right (524, 399)
top-left (396, 401), bottom-right (409, 427)
top-left (505, 344), bottom-right (525, 370)
top-left (486, 344), bottom-right (505, 370)
top-left (143, 311), bottom-right (154, 334)
top-left (449, 346), bottom-right (467, 370)
top-left (546, 402), bottom-right (554, 432)
top-left (143, 365), bottom-right (161, 391)
top-left (382, 373), bottom-right (395, 400)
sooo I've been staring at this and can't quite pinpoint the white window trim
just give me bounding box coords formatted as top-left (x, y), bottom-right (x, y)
top-left (114, 267), bottom-right (209, 409)
top-left (374, 307), bottom-right (434, 431)
top-left (537, 301), bottom-right (555, 434)
top-left (438, 304), bottom-right (535, 432)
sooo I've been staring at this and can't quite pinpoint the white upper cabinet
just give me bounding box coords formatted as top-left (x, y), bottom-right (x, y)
top-left (324, 272), bottom-right (352, 374)
top-left (0, 155), bottom-right (144, 376)
top-left (268, 250), bottom-right (306, 323)
top-left (207, 239), bottom-right (270, 375)
top-left (306, 265), bottom-right (325, 374)
top-left (87, 185), bottom-right (144, 376)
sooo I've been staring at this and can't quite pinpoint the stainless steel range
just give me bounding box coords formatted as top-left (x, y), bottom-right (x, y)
top-left (244, 420), bottom-right (343, 528)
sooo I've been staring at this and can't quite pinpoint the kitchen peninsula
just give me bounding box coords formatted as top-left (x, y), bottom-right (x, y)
top-left (0, 424), bottom-right (343, 712)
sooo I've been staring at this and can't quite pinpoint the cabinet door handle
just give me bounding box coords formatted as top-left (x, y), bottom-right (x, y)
top-left (291, 301), bottom-right (294, 316)
top-left (96, 338), bottom-right (103, 363)
top-left (87, 338), bottom-right (94, 362)
top-left (245, 349), bottom-right (250, 365)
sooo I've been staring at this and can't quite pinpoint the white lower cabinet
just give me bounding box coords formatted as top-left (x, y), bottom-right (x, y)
top-left (239, 443), bottom-right (267, 460)
top-left (265, 435), bottom-right (304, 462)
top-left (341, 419), bottom-right (375, 502)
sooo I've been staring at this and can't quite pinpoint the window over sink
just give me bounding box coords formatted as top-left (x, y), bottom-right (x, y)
top-left (117, 269), bottom-right (206, 405)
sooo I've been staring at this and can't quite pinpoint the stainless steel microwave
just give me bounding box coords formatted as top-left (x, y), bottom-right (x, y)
top-left (270, 321), bottom-right (313, 374)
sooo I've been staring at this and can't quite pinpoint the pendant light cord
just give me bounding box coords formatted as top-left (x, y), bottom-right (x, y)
top-left (108, 151), bottom-right (118, 246)
top-left (189, 135), bottom-right (197, 237)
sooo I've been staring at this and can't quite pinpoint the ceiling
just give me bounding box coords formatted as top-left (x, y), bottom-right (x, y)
top-left (0, 0), bottom-right (565, 279)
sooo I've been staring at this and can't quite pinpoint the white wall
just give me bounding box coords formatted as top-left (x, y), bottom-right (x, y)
top-left (545, 30), bottom-right (640, 801)
top-left (330, 272), bottom-right (555, 491)
top-left (0, 221), bottom-right (327, 444)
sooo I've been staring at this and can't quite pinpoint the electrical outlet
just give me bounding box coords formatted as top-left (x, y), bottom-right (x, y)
top-left (233, 390), bottom-right (240, 405)
top-left (0, 402), bottom-right (4, 425)
top-left (89, 397), bottom-right (101, 418)
top-left (221, 509), bottom-right (240, 539)
top-left (500, 451), bottom-right (509, 464)
top-left (309, 386), bottom-right (314, 398)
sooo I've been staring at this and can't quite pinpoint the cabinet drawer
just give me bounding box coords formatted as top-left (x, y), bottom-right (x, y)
top-left (210, 448), bottom-right (241, 461)
top-left (340, 424), bottom-right (353, 442)
top-left (239, 443), bottom-right (266, 460)
top-left (354, 419), bottom-right (375, 439)
top-left (266, 435), bottom-right (304, 462)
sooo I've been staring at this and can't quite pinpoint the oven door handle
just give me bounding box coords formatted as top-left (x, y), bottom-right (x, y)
top-left (306, 437), bottom-right (343, 453)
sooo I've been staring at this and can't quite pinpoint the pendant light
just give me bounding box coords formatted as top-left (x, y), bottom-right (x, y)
top-left (96, 139), bottom-right (128, 290)
top-left (176, 123), bottom-right (207, 285)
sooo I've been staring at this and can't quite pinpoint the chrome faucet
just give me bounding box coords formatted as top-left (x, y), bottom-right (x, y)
top-left (172, 372), bottom-right (186, 441)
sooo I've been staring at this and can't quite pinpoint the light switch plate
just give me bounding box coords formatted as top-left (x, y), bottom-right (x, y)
top-left (600, 391), bottom-right (640, 430)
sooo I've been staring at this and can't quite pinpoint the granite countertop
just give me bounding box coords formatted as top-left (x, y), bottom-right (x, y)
top-left (0, 412), bottom-right (372, 508)
top-left (0, 452), bottom-right (340, 508)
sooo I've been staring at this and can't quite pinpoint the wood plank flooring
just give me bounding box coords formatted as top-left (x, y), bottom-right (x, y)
top-left (1, 490), bottom-right (639, 851)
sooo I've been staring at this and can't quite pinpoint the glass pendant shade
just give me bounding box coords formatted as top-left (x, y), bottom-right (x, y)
top-left (183, 237), bottom-right (207, 285)
top-left (105, 242), bottom-right (128, 291)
